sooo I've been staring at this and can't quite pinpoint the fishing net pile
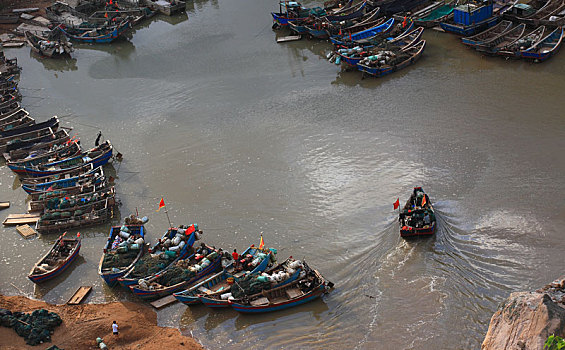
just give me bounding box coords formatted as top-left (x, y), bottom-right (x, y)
top-left (230, 274), bottom-right (272, 299)
top-left (129, 255), bottom-right (169, 278)
top-left (102, 250), bottom-right (139, 269)
top-left (359, 50), bottom-right (411, 67)
top-left (38, 190), bottom-right (67, 201)
top-left (149, 251), bottom-right (219, 288)
top-left (0, 308), bottom-right (62, 346)
top-left (44, 193), bottom-right (103, 210)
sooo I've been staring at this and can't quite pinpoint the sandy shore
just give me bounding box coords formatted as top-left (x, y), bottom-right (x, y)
top-left (0, 294), bottom-right (204, 350)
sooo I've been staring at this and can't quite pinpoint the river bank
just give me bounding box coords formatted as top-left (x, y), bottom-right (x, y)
top-left (0, 294), bottom-right (203, 350)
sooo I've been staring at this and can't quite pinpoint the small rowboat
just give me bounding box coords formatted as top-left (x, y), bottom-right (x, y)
top-left (228, 262), bottom-right (333, 313)
top-left (198, 257), bottom-right (303, 308)
top-left (461, 20), bottom-right (513, 47)
top-left (28, 185), bottom-right (114, 213)
top-left (0, 127), bottom-right (58, 154)
top-left (173, 245), bottom-right (276, 306)
top-left (412, 1), bottom-right (455, 28)
top-left (497, 26), bottom-right (545, 57)
top-left (4, 130), bottom-right (73, 162)
top-left (475, 23), bottom-right (526, 54)
top-left (28, 233), bottom-right (81, 283)
top-left (117, 225), bottom-right (200, 288)
top-left (36, 197), bottom-right (114, 234)
top-left (7, 140), bottom-right (81, 169)
top-left (520, 26), bottom-right (564, 62)
top-left (99, 223), bottom-right (146, 286)
top-left (399, 186), bottom-right (436, 238)
top-left (21, 162), bottom-right (93, 185)
top-left (3, 129), bottom-right (70, 158)
top-left (337, 26), bottom-right (424, 67)
top-left (15, 140), bottom-right (112, 178)
top-left (25, 31), bottom-right (74, 58)
top-left (21, 168), bottom-right (105, 194)
top-left (58, 20), bottom-right (131, 43)
top-left (0, 116), bottom-right (58, 140)
top-left (129, 245), bottom-right (222, 300)
top-left (357, 39), bottom-right (426, 78)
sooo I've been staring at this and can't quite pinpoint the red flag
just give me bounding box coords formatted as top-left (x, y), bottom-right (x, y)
top-left (393, 198), bottom-right (400, 210)
top-left (421, 195), bottom-right (427, 207)
top-left (157, 198), bottom-right (165, 212)
top-left (77, 232), bottom-right (81, 238)
top-left (259, 234), bottom-right (264, 249)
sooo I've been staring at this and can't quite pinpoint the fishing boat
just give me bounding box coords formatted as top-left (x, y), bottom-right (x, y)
top-left (116, 225), bottom-right (200, 288)
top-left (0, 116), bottom-right (58, 140)
top-left (0, 127), bottom-right (59, 154)
top-left (413, 1), bottom-right (456, 28)
top-left (129, 245), bottom-right (222, 300)
top-left (337, 26), bottom-right (424, 67)
top-left (398, 186), bottom-right (436, 238)
top-left (21, 170), bottom-right (106, 195)
top-left (21, 162), bottom-right (93, 186)
top-left (475, 23), bottom-right (526, 53)
top-left (325, 1), bottom-right (368, 21)
top-left (228, 262), bottom-right (333, 313)
top-left (367, 0), bottom-right (428, 15)
top-left (440, 1), bottom-right (500, 36)
top-left (99, 221), bottom-right (146, 286)
top-left (325, 7), bottom-right (382, 36)
top-left (36, 197), bottom-right (114, 234)
top-left (14, 140), bottom-right (112, 178)
top-left (497, 26), bottom-right (545, 57)
top-left (28, 184), bottom-right (114, 213)
top-left (25, 30), bottom-right (74, 58)
top-left (7, 140), bottom-right (81, 169)
top-left (461, 20), bottom-right (512, 46)
top-left (58, 20), bottom-right (131, 43)
top-left (0, 111), bottom-right (34, 132)
top-left (198, 257), bottom-right (303, 308)
top-left (357, 39), bottom-right (426, 78)
top-left (0, 106), bottom-right (26, 124)
top-left (141, 0), bottom-right (186, 16)
top-left (520, 26), bottom-right (564, 62)
top-left (271, 1), bottom-right (327, 27)
top-left (331, 17), bottom-right (396, 45)
top-left (30, 181), bottom-right (107, 202)
top-left (3, 129), bottom-right (70, 158)
top-left (28, 233), bottom-right (81, 283)
top-left (5, 137), bottom-right (77, 165)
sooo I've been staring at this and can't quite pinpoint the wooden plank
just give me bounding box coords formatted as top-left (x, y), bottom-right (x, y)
top-left (12, 8), bottom-right (40, 13)
top-left (276, 35), bottom-right (302, 43)
top-left (16, 224), bottom-right (37, 238)
top-left (6, 213), bottom-right (40, 219)
top-left (0, 201), bottom-right (9, 210)
top-left (67, 286), bottom-right (92, 305)
top-left (150, 295), bottom-right (178, 309)
top-left (3, 216), bottom-right (40, 226)
top-left (2, 43), bottom-right (24, 48)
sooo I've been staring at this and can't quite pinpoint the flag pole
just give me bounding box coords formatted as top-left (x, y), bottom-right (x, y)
top-left (164, 206), bottom-right (173, 228)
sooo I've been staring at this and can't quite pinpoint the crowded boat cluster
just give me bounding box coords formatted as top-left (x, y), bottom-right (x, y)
top-left (13, 0), bottom-right (188, 58)
top-left (272, 0), bottom-right (565, 78)
top-left (0, 58), bottom-right (119, 236)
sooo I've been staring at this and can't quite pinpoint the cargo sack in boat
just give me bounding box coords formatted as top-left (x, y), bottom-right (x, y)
top-left (164, 250), bottom-right (176, 258)
top-left (130, 244), bottom-right (140, 250)
top-left (119, 231), bottom-right (130, 239)
top-left (120, 225), bottom-right (130, 233)
top-left (134, 237), bottom-right (144, 245)
top-left (61, 211), bottom-right (71, 218)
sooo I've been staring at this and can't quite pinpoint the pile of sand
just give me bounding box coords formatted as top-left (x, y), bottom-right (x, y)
top-left (0, 294), bottom-right (203, 350)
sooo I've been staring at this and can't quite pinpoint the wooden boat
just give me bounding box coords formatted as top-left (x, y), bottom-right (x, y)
top-left (413, 1), bottom-right (456, 28)
top-left (357, 39), bottom-right (426, 78)
top-left (14, 140), bottom-right (112, 178)
top-left (368, 0), bottom-right (428, 15)
top-left (520, 26), bottom-right (564, 62)
top-left (128, 245), bottom-right (222, 300)
top-left (0, 104), bottom-right (22, 121)
top-left (0, 116), bottom-right (58, 140)
top-left (117, 225), bottom-right (200, 288)
top-left (173, 269), bottom-right (233, 305)
top-left (36, 197), bottom-right (113, 234)
top-left (21, 162), bottom-right (94, 186)
top-left (271, 1), bottom-right (327, 27)
top-left (337, 26), bottom-right (424, 67)
top-left (28, 233), bottom-right (81, 283)
top-left (331, 17), bottom-right (396, 45)
top-left (399, 186), bottom-right (436, 238)
top-left (0, 110), bottom-right (33, 132)
top-left (440, 1), bottom-right (500, 36)
top-left (519, 0), bottom-right (564, 20)
top-left (497, 26), bottom-right (546, 57)
top-left (99, 223), bottom-right (146, 286)
top-left (3, 129), bottom-right (70, 159)
top-left (58, 20), bottom-right (131, 43)
top-left (25, 31), bottom-right (74, 58)
top-left (475, 23), bottom-right (526, 53)
top-left (21, 170), bottom-right (106, 195)
top-left (325, 1), bottom-right (368, 22)
top-left (4, 136), bottom-right (76, 164)
top-left (198, 257), bottom-right (303, 308)
top-left (461, 20), bottom-right (513, 46)
top-left (326, 7), bottom-right (382, 35)
top-left (28, 184), bottom-right (114, 213)
top-left (30, 181), bottom-right (107, 202)
top-left (7, 140), bottom-right (81, 169)
top-left (228, 263), bottom-right (333, 313)
top-left (0, 127), bottom-right (58, 154)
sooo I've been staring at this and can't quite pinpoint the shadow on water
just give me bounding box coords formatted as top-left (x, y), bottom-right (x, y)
top-left (180, 304), bottom-right (213, 326)
top-left (155, 12), bottom-right (189, 26)
top-left (74, 38), bottom-right (136, 59)
top-left (33, 255), bottom-right (87, 298)
top-left (28, 51), bottom-right (78, 72)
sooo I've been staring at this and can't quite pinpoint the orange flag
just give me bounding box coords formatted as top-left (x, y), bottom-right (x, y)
top-left (421, 195), bottom-right (427, 207)
top-left (157, 198), bottom-right (165, 212)
top-left (259, 234), bottom-right (264, 249)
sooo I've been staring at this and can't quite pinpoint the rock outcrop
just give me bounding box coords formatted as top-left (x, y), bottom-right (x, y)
top-left (482, 276), bottom-right (565, 350)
